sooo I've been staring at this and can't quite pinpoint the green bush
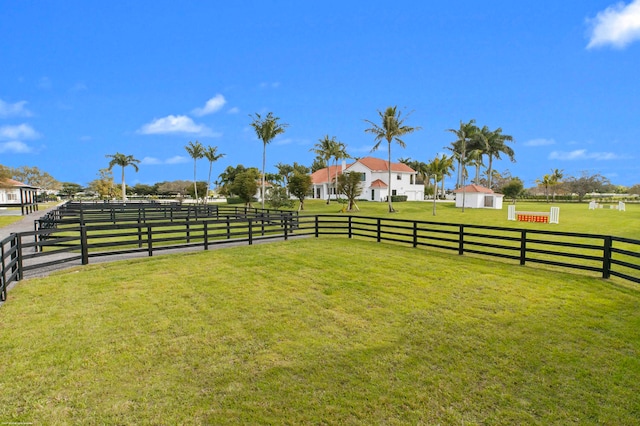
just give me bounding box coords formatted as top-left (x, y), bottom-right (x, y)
top-left (226, 197), bottom-right (257, 205)
top-left (390, 195), bottom-right (408, 202)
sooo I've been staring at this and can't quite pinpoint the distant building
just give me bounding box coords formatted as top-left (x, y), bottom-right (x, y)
top-left (0, 178), bottom-right (39, 214)
top-left (311, 156), bottom-right (424, 202)
top-left (453, 184), bottom-right (503, 209)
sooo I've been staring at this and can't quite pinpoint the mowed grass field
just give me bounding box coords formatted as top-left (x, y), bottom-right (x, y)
top-left (296, 199), bottom-right (640, 240)
top-left (0, 200), bottom-right (639, 423)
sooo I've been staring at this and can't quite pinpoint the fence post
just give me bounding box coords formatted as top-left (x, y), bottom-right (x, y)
top-left (602, 236), bottom-right (612, 279)
top-left (520, 230), bottom-right (527, 266)
top-left (11, 234), bottom-right (22, 280)
top-left (284, 215), bottom-right (288, 241)
top-left (315, 216), bottom-right (319, 238)
top-left (377, 218), bottom-right (381, 243)
top-left (248, 219), bottom-right (253, 245)
top-left (226, 216), bottom-right (231, 239)
top-left (147, 225), bottom-right (153, 257)
top-left (458, 225), bottom-right (464, 255)
top-left (204, 221), bottom-right (209, 250)
top-left (348, 216), bottom-right (353, 239)
top-left (137, 222), bottom-right (143, 248)
top-left (80, 225), bottom-right (89, 265)
top-left (413, 221), bottom-right (418, 248)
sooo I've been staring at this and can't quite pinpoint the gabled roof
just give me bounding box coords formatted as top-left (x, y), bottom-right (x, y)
top-left (370, 179), bottom-right (388, 189)
top-left (0, 178), bottom-right (37, 189)
top-left (355, 157), bottom-right (415, 173)
top-left (310, 164), bottom-right (352, 184)
top-left (452, 184), bottom-right (495, 194)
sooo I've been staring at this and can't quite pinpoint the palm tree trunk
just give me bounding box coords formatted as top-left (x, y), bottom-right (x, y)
top-left (487, 156), bottom-right (494, 189)
top-left (207, 163), bottom-right (213, 205)
top-left (193, 160), bottom-right (198, 202)
top-left (387, 141), bottom-right (394, 213)
top-left (261, 142), bottom-right (266, 209)
top-left (326, 167), bottom-right (331, 204)
top-left (432, 175), bottom-right (437, 216)
top-left (121, 167), bottom-right (126, 201)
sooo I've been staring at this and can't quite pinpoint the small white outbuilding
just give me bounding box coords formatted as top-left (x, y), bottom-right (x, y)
top-left (453, 184), bottom-right (504, 209)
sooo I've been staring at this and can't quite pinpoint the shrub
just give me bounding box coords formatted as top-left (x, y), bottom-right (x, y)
top-left (390, 195), bottom-right (408, 202)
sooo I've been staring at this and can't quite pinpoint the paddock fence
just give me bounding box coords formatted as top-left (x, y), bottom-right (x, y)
top-left (1, 203), bottom-right (639, 304)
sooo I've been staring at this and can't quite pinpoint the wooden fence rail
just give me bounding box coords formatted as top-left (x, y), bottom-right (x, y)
top-left (1, 209), bottom-right (639, 305)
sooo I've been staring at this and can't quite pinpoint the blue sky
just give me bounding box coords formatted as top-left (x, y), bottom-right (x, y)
top-left (1, 0), bottom-right (639, 189)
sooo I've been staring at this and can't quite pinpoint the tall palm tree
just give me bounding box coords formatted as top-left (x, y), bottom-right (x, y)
top-left (438, 154), bottom-right (455, 199)
top-left (365, 106), bottom-right (421, 212)
top-left (481, 126), bottom-right (515, 190)
top-left (536, 174), bottom-right (553, 202)
top-left (204, 145), bottom-right (225, 203)
top-left (447, 119), bottom-right (479, 212)
top-left (466, 149), bottom-right (485, 185)
top-left (332, 141), bottom-right (350, 202)
top-left (249, 112), bottom-right (288, 209)
top-left (106, 152), bottom-right (140, 201)
top-left (185, 140), bottom-right (205, 202)
top-left (550, 168), bottom-right (563, 201)
top-left (311, 135), bottom-right (339, 204)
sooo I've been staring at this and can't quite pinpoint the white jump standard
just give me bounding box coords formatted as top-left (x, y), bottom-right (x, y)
top-left (508, 205), bottom-right (559, 224)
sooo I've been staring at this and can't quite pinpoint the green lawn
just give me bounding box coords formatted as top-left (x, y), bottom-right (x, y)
top-left (293, 199), bottom-right (640, 240)
top-left (1, 238), bottom-right (639, 424)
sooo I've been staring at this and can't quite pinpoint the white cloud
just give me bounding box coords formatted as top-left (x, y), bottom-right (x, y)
top-left (0, 99), bottom-right (32, 118)
top-left (137, 115), bottom-right (218, 136)
top-left (548, 149), bottom-right (621, 160)
top-left (0, 141), bottom-right (33, 153)
top-left (166, 155), bottom-right (188, 164)
top-left (274, 138), bottom-right (293, 146)
top-left (192, 94), bottom-right (226, 117)
top-left (38, 76), bottom-right (52, 90)
top-left (259, 82), bottom-right (281, 89)
top-left (0, 123), bottom-right (41, 140)
top-left (587, 0), bottom-right (640, 49)
top-left (71, 82), bottom-right (88, 92)
top-left (228, 107), bottom-right (240, 114)
top-left (524, 138), bottom-right (556, 147)
top-left (140, 155), bottom-right (188, 165)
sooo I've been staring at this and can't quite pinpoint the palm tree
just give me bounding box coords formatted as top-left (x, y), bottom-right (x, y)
top-left (481, 126), bottom-right (515, 190)
top-left (550, 168), bottom-right (563, 201)
top-left (331, 141), bottom-right (350, 202)
top-left (365, 106), bottom-right (421, 212)
top-left (249, 112), bottom-right (288, 209)
top-left (203, 145), bottom-right (225, 202)
top-left (447, 119), bottom-right (479, 212)
top-left (536, 174), bottom-right (553, 202)
top-left (106, 152), bottom-right (140, 201)
top-left (185, 141), bottom-right (205, 202)
top-left (438, 154), bottom-right (455, 199)
top-left (466, 149), bottom-right (485, 185)
top-left (311, 135), bottom-right (339, 204)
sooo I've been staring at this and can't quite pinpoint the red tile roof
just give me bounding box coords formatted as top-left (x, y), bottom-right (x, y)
top-left (311, 157), bottom-right (415, 185)
top-left (370, 179), bottom-right (388, 188)
top-left (0, 178), bottom-right (30, 188)
top-left (357, 157), bottom-right (415, 173)
top-left (452, 184), bottom-right (494, 194)
top-left (310, 164), bottom-right (352, 184)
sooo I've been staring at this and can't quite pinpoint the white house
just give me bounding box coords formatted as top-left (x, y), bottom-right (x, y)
top-left (311, 157), bottom-right (424, 202)
top-left (453, 184), bottom-right (503, 209)
top-left (0, 178), bottom-right (39, 214)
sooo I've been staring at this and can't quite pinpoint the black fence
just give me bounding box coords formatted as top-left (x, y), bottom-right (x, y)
top-left (1, 204), bottom-right (639, 304)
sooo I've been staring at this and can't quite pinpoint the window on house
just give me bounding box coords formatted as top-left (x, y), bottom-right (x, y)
top-left (7, 193), bottom-right (17, 201)
top-left (360, 173), bottom-right (366, 181)
top-left (392, 190), bottom-right (397, 196)
top-left (410, 175), bottom-right (414, 184)
top-left (396, 174), bottom-right (402, 180)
